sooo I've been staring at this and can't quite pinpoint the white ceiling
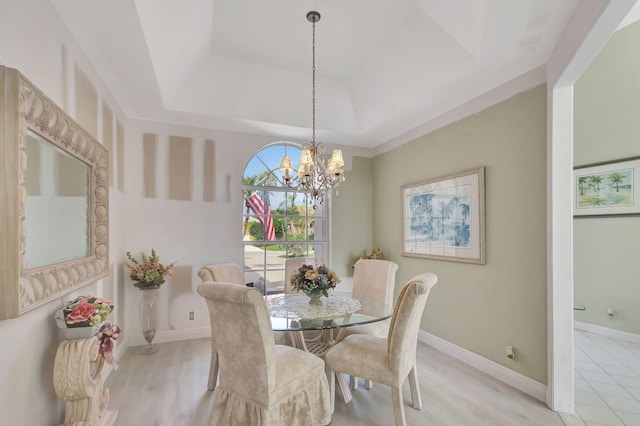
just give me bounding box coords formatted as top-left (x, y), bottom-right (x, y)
top-left (51, 0), bottom-right (581, 148)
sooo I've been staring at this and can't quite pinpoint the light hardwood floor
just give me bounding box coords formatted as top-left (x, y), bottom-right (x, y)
top-left (104, 338), bottom-right (565, 425)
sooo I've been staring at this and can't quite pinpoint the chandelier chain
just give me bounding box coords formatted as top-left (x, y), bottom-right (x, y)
top-left (311, 17), bottom-right (316, 144)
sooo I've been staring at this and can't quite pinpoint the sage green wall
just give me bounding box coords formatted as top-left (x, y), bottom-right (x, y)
top-left (573, 21), bottom-right (640, 334)
top-left (372, 85), bottom-right (548, 382)
top-left (331, 156), bottom-right (374, 278)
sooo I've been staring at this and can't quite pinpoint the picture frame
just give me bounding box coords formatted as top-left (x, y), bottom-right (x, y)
top-left (573, 157), bottom-right (640, 217)
top-left (402, 167), bottom-right (485, 264)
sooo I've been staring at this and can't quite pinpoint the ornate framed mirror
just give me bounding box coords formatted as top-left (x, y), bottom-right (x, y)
top-left (0, 66), bottom-right (109, 320)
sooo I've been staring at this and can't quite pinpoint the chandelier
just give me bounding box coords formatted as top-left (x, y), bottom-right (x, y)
top-left (279, 11), bottom-right (345, 209)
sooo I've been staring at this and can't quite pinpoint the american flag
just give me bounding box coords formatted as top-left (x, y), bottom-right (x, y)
top-left (245, 191), bottom-right (276, 241)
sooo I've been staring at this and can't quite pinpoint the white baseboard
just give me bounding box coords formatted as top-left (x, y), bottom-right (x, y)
top-left (419, 330), bottom-right (547, 403)
top-left (128, 327), bottom-right (211, 347)
top-left (574, 321), bottom-right (640, 344)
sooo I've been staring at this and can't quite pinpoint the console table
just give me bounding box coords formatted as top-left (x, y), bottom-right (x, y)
top-left (53, 336), bottom-right (117, 426)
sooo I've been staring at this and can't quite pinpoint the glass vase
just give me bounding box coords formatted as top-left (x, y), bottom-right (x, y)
top-left (139, 288), bottom-right (159, 354)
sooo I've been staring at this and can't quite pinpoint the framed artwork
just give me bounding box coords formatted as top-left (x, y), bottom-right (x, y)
top-left (573, 157), bottom-right (640, 217)
top-left (402, 167), bottom-right (485, 264)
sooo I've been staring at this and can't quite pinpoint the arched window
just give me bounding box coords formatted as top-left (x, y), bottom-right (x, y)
top-left (242, 143), bottom-right (328, 294)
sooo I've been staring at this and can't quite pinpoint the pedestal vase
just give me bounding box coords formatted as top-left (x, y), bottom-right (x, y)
top-left (304, 290), bottom-right (324, 305)
top-left (139, 288), bottom-right (159, 354)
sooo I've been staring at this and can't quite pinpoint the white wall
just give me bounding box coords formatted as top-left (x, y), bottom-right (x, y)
top-left (120, 121), bottom-right (272, 342)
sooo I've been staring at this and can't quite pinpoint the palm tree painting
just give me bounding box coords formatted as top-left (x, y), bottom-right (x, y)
top-left (403, 167), bottom-right (484, 263)
top-left (577, 177), bottom-right (587, 196)
top-left (459, 203), bottom-right (470, 225)
top-left (576, 167), bottom-right (633, 209)
top-left (408, 188), bottom-right (470, 247)
top-left (609, 172), bottom-right (624, 192)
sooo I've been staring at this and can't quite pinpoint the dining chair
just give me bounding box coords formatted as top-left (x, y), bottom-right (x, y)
top-left (197, 262), bottom-right (244, 391)
top-left (324, 273), bottom-right (438, 426)
top-left (197, 282), bottom-right (332, 426)
top-left (283, 257), bottom-right (314, 294)
top-left (198, 263), bottom-right (244, 285)
top-left (345, 259), bottom-right (398, 389)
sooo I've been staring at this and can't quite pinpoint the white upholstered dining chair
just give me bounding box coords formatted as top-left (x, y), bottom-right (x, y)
top-left (198, 262), bottom-right (293, 390)
top-left (197, 282), bottom-right (332, 426)
top-left (283, 257), bottom-right (315, 294)
top-left (345, 259), bottom-right (398, 389)
top-left (325, 273), bottom-right (438, 426)
top-left (198, 263), bottom-right (244, 285)
top-left (197, 263), bottom-right (245, 391)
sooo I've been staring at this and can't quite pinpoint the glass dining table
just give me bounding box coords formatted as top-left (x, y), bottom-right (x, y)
top-left (265, 291), bottom-right (392, 404)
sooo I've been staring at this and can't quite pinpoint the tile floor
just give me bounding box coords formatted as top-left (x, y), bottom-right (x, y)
top-left (566, 329), bottom-right (640, 425)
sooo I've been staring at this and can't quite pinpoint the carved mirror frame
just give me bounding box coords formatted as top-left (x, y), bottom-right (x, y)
top-left (0, 66), bottom-right (109, 320)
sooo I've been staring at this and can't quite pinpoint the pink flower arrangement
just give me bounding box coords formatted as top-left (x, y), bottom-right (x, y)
top-left (63, 296), bottom-right (114, 328)
top-left (56, 297), bottom-right (121, 366)
top-left (125, 249), bottom-right (176, 289)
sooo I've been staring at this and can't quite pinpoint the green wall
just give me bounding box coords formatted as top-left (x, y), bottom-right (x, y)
top-left (573, 21), bottom-right (640, 334)
top-left (372, 85), bottom-right (549, 382)
top-left (331, 156), bottom-right (374, 278)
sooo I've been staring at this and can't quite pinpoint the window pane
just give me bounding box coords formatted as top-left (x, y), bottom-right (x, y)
top-left (295, 194), bottom-right (313, 215)
top-left (283, 217), bottom-right (300, 241)
top-left (267, 191), bottom-right (283, 210)
top-left (244, 215), bottom-right (265, 240)
top-left (244, 244), bottom-right (266, 270)
top-left (265, 269), bottom-right (285, 294)
top-left (243, 157), bottom-right (269, 181)
top-left (286, 243), bottom-right (309, 258)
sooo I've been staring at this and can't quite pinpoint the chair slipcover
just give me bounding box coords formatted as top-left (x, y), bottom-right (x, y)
top-left (197, 282), bottom-right (332, 426)
top-left (325, 273), bottom-right (438, 426)
top-left (344, 259), bottom-right (398, 389)
top-left (344, 259), bottom-right (398, 338)
top-left (197, 263), bottom-right (246, 391)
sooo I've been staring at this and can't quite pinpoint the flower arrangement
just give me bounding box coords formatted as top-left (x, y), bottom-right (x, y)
top-left (291, 263), bottom-right (340, 297)
top-left (125, 249), bottom-right (176, 289)
top-left (352, 247), bottom-right (383, 269)
top-left (62, 295), bottom-right (114, 328)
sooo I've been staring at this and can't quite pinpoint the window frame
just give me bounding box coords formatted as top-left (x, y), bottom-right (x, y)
top-left (241, 143), bottom-right (330, 295)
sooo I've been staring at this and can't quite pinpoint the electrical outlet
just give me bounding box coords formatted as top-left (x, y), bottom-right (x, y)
top-left (189, 311), bottom-right (194, 320)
